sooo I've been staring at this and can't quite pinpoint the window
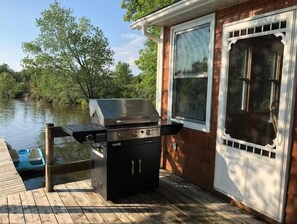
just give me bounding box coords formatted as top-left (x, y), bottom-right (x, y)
top-left (225, 35), bottom-right (283, 146)
top-left (169, 14), bottom-right (215, 131)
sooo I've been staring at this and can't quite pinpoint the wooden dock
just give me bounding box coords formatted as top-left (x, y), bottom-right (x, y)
top-left (0, 138), bottom-right (26, 195)
top-left (0, 170), bottom-right (266, 224)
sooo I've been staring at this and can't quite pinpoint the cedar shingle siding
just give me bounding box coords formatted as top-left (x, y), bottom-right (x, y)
top-left (161, 0), bottom-right (297, 223)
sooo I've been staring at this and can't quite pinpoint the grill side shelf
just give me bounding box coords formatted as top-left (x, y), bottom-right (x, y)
top-left (159, 121), bottom-right (183, 135)
top-left (61, 125), bottom-right (107, 144)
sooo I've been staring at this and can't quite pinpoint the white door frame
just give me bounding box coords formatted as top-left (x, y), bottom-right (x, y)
top-left (214, 8), bottom-right (297, 222)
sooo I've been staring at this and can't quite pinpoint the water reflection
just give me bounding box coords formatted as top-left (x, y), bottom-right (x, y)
top-left (0, 99), bottom-right (92, 189)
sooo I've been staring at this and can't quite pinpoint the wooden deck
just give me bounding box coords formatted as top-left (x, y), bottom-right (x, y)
top-left (0, 170), bottom-right (266, 224)
top-left (0, 139), bottom-right (26, 195)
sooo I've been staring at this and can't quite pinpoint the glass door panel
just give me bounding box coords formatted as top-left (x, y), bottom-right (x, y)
top-left (225, 35), bottom-right (284, 146)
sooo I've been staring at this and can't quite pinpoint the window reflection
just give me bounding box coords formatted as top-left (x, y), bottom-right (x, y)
top-left (172, 23), bottom-right (210, 124)
top-left (173, 78), bottom-right (207, 122)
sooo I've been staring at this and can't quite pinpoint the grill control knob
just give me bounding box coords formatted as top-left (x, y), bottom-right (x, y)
top-left (117, 132), bottom-right (123, 139)
top-left (146, 129), bottom-right (151, 135)
top-left (132, 131), bottom-right (138, 137)
top-left (86, 134), bottom-right (94, 142)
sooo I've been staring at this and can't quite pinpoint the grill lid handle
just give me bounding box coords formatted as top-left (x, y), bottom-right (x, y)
top-left (116, 119), bottom-right (152, 124)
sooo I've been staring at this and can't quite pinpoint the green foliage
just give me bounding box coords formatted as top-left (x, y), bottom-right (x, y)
top-left (0, 72), bottom-right (17, 98)
top-left (14, 69), bottom-right (32, 98)
top-left (111, 61), bottom-right (134, 98)
top-left (1, 1), bottom-right (181, 104)
top-left (32, 67), bottom-right (81, 104)
top-left (0, 63), bottom-right (14, 74)
top-left (133, 37), bottom-right (158, 103)
top-left (121, 0), bottom-right (179, 22)
top-left (121, 0), bottom-right (178, 103)
top-left (133, 73), bottom-right (156, 102)
top-left (0, 64), bottom-right (31, 99)
top-left (136, 37), bottom-right (158, 75)
top-left (22, 1), bottom-right (114, 101)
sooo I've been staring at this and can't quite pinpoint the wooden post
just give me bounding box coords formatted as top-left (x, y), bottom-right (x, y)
top-left (45, 123), bottom-right (54, 192)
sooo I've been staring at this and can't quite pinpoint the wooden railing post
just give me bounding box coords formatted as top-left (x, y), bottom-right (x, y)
top-left (45, 123), bottom-right (54, 192)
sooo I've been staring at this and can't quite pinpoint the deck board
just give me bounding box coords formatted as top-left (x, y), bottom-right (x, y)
top-left (55, 184), bottom-right (90, 224)
top-left (0, 139), bottom-right (26, 195)
top-left (65, 181), bottom-right (106, 223)
top-left (160, 170), bottom-right (265, 224)
top-left (0, 196), bottom-right (9, 224)
top-left (32, 188), bottom-right (58, 224)
top-left (0, 168), bottom-right (267, 223)
top-left (44, 189), bottom-right (74, 224)
top-left (7, 193), bottom-right (25, 224)
top-left (75, 181), bottom-right (123, 223)
top-left (19, 191), bottom-right (42, 224)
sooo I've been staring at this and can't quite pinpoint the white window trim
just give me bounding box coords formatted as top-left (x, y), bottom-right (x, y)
top-left (168, 13), bottom-right (215, 132)
top-left (156, 27), bottom-right (164, 115)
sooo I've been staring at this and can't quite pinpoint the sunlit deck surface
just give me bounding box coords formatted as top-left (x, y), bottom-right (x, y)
top-left (0, 139), bottom-right (26, 196)
top-left (0, 170), bottom-right (266, 224)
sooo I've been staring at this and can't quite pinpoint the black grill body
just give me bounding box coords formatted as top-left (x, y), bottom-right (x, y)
top-left (92, 136), bottom-right (161, 200)
top-left (62, 98), bottom-right (182, 201)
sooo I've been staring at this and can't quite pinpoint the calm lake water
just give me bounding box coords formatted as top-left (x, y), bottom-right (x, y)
top-left (0, 99), bottom-right (92, 190)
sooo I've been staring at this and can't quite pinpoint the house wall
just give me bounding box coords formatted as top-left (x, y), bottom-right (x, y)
top-left (161, 25), bottom-right (216, 190)
top-left (160, 0), bottom-right (297, 223)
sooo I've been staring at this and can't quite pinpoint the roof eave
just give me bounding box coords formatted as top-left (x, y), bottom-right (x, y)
top-left (131, 0), bottom-right (248, 29)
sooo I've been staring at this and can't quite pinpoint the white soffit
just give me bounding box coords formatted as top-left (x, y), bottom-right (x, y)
top-left (131, 0), bottom-right (248, 29)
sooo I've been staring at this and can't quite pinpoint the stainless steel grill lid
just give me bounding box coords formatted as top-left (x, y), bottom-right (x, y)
top-left (89, 98), bottom-right (160, 127)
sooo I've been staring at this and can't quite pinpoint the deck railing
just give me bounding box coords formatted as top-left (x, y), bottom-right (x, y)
top-left (45, 123), bottom-right (93, 192)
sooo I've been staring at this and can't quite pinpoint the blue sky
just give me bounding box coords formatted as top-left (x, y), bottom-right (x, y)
top-left (0, 0), bottom-right (145, 74)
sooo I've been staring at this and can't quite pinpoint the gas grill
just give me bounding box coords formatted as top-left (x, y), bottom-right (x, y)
top-left (89, 98), bottom-right (160, 142)
top-left (62, 98), bottom-right (182, 200)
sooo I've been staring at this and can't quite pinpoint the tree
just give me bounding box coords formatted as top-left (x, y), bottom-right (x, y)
top-left (121, 0), bottom-right (179, 22)
top-left (33, 68), bottom-right (82, 104)
top-left (0, 72), bottom-right (16, 98)
top-left (0, 64), bottom-right (19, 99)
top-left (0, 63), bottom-right (14, 75)
top-left (22, 2), bottom-right (114, 101)
top-left (121, 0), bottom-right (179, 103)
top-left (134, 37), bottom-right (158, 103)
top-left (111, 61), bottom-right (134, 97)
top-left (0, 64), bottom-right (32, 99)
top-left (133, 72), bottom-right (156, 101)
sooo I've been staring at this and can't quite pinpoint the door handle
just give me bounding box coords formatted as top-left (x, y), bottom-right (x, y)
top-left (138, 159), bottom-right (142, 174)
top-left (131, 160), bottom-right (134, 175)
top-left (277, 128), bottom-right (283, 145)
